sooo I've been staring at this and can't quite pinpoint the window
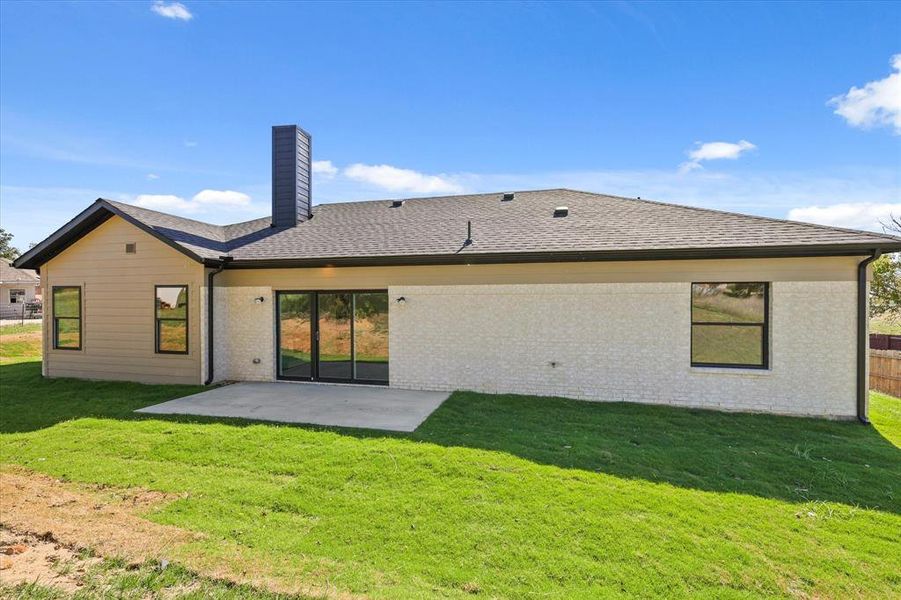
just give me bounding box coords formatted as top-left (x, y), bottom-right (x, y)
top-left (691, 283), bottom-right (768, 368)
top-left (9, 288), bottom-right (25, 303)
top-left (52, 286), bottom-right (81, 350)
top-left (155, 285), bottom-right (188, 354)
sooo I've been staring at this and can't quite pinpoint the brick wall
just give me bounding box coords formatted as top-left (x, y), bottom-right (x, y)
top-left (212, 286), bottom-right (274, 382)
top-left (206, 280), bottom-right (858, 418)
top-left (388, 282), bottom-right (858, 418)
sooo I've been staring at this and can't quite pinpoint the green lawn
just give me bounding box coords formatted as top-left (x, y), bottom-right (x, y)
top-left (871, 314), bottom-right (901, 335)
top-left (0, 556), bottom-right (298, 600)
top-left (0, 322), bottom-right (42, 335)
top-left (1, 348), bottom-right (899, 598)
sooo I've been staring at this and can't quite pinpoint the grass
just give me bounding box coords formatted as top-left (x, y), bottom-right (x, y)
top-left (0, 557), bottom-right (307, 599)
top-left (870, 313), bottom-right (901, 335)
top-left (0, 323), bottom-right (43, 364)
top-left (1, 336), bottom-right (900, 598)
top-left (0, 323), bottom-right (42, 335)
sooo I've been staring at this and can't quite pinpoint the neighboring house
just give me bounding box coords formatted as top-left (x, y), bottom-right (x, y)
top-left (0, 257), bottom-right (41, 319)
top-left (14, 125), bottom-right (901, 422)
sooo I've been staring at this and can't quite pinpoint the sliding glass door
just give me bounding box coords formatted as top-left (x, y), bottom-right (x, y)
top-left (353, 292), bottom-right (389, 382)
top-left (277, 293), bottom-right (313, 379)
top-left (317, 293), bottom-right (353, 380)
top-left (276, 290), bottom-right (388, 384)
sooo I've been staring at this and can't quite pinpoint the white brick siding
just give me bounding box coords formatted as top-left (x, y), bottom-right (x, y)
top-left (388, 282), bottom-right (857, 418)
top-left (206, 280), bottom-right (857, 418)
top-left (212, 286), bottom-right (274, 382)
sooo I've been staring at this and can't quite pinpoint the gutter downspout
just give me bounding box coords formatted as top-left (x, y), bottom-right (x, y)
top-left (857, 250), bottom-right (881, 424)
top-left (204, 256), bottom-right (233, 386)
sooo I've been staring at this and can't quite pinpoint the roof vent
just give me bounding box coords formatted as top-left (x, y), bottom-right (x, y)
top-left (502, 192), bottom-right (515, 201)
top-left (391, 199), bottom-right (405, 208)
top-left (553, 206), bottom-right (569, 218)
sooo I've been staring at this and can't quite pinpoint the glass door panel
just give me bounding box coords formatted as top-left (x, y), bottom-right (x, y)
top-left (278, 293), bottom-right (313, 379)
top-left (353, 292), bottom-right (389, 382)
top-left (317, 293), bottom-right (353, 380)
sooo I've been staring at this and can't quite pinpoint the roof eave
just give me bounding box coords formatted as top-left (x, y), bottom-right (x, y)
top-left (224, 242), bottom-right (901, 269)
top-left (13, 199), bottom-right (208, 270)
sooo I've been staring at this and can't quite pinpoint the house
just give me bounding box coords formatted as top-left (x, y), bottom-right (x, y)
top-left (14, 125), bottom-right (901, 422)
top-left (0, 257), bottom-right (41, 320)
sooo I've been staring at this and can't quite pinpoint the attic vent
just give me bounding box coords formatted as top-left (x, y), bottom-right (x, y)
top-left (391, 200), bottom-right (405, 208)
top-left (502, 192), bottom-right (515, 201)
top-left (553, 206), bottom-right (569, 218)
top-left (125, 242), bottom-right (136, 254)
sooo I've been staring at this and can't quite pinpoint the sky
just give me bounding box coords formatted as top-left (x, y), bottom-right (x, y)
top-left (1, 1), bottom-right (899, 249)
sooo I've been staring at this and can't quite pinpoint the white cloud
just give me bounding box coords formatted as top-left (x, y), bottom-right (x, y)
top-left (343, 163), bottom-right (463, 194)
top-left (312, 160), bottom-right (338, 178)
top-left (134, 189), bottom-right (251, 213)
top-left (787, 202), bottom-right (901, 232)
top-left (829, 55), bottom-right (901, 135)
top-left (680, 140), bottom-right (756, 173)
top-left (151, 1), bottom-right (192, 21)
top-left (146, 173), bottom-right (160, 180)
top-left (184, 140), bottom-right (198, 148)
top-left (191, 189), bottom-right (251, 206)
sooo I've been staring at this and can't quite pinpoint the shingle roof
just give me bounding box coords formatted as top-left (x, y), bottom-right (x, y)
top-left (1, 257), bottom-right (40, 284)
top-left (15, 189), bottom-right (901, 269)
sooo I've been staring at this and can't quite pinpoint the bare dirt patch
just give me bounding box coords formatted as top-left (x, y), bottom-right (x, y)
top-left (0, 468), bottom-right (364, 599)
top-left (0, 332), bottom-right (40, 344)
top-left (1, 468), bottom-right (198, 564)
top-left (0, 526), bottom-right (99, 592)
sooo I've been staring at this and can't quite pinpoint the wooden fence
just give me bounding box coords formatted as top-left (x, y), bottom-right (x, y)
top-left (870, 333), bottom-right (901, 350)
top-left (870, 350), bottom-right (901, 398)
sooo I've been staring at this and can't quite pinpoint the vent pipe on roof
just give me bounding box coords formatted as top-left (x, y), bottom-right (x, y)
top-left (553, 206), bottom-right (569, 217)
top-left (502, 193), bottom-right (515, 201)
top-left (271, 124), bottom-right (312, 227)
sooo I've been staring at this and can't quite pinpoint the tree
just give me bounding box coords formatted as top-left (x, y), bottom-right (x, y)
top-left (882, 214), bottom-right (901, 235)
top-left (870, 253), bottom-right (901, 317)
top-left (0, 228), bottom-right (19, 260)
top-left (871, 215), bottom-right (901, 318)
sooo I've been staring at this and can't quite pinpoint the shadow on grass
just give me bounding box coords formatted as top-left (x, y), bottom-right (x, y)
top-left (2, 359), bottom-right (899, 513)
top-left (0, 360), bottom-right (207, 433)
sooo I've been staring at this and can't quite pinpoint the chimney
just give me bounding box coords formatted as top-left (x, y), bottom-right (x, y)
top-left (271, 124), bottom-right (312, 227)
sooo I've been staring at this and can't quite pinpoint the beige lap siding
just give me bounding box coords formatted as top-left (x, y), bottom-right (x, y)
top-left (42, 216), bottom-right (204, 385)
top-left (388, 282), bottom-right (858, 418)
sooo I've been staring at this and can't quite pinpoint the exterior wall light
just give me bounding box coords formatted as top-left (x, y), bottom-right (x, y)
top-left (396, 296), bottom-right (406, 304)
top-left (254, 296), bottom-right (265, 304)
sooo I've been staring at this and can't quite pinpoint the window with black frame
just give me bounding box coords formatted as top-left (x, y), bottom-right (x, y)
top-left (691, 283), bottom-right (768, 368)
top-left (156, 285), bottom-right (188, 354)
top-left (52, 286), bottom-right (81, 350)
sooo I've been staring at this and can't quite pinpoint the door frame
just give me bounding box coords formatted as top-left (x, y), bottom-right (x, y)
top-left (275, 289), bottom-right (389, 385)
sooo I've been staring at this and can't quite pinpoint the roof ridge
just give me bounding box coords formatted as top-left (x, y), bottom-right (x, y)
top-left (310, 188), bottom-right (570, 209)
top-left (558, 188), bottom-right (901, 244)
top-left (101, 199), bottom-right (228, 231)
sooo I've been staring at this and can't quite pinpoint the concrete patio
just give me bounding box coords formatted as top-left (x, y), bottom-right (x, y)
top-left (136, 382), bottom-right (450, 432)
